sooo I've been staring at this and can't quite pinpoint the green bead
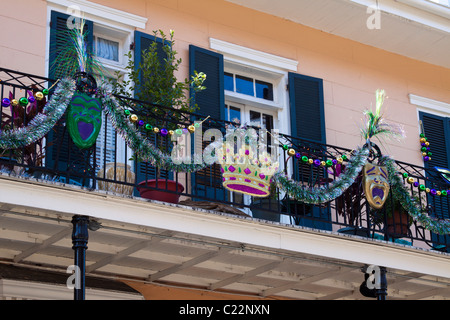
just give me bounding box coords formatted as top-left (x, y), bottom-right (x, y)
top-left (428, 152), bottom-right (432, 156)
top-left (194, 122), bottom-right (200, 128)
top-left (175, 128), bottom-right (183, 135)
top-left (301, 156), bottom-right (308, 163)
top-left (42, 89), bottom-right (49, 95)
top-left (442, 190), bottom-right (448, 196)
top-left (419, 184), bottom-right (426, 191)
top-left (420, 133), bottom-right (425, 138)
top-left (124, 109), bottom-right (131, 116)
top-left (326, 160), bottom-right (333, 167)
top-left (19, 97), bottom-right (28, 106)
top-left (145, 124), bottom-right (152, 131)
top-left (342, 154), bottom-right (348, 161)
top-left (282, 144), bottom-right (289, 150)
top-left (402, 172), bottom-right (408, 178)
top-left (421, 147), bottom-right (427, 152)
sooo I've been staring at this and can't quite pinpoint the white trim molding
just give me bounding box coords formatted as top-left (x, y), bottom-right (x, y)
top-left (210, 38), bottom-right (298, 72)
top-left (409, 94), bottom-right (450, 117)
top-left (46, 0), bottom-right (147, 30)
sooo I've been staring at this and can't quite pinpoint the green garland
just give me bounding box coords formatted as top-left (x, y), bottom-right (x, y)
top-left (0, 78), bottom-right (76, 150)
top-left (272, 146), bottom-right (370, 204)
top-left (383, 156), bottom-right (450, 235)
top-left (98, 87), bottom-right (221, 172)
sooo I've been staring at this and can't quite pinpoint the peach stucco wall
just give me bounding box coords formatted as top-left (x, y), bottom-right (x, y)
top-left (3, 0), bottom-right (449, 166)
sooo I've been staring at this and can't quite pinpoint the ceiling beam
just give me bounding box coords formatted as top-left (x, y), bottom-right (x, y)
top-left (86, 230), bottom-right (174, 273)
top-left (209, 260), bottom-right (285, 290)
top-left (13, 228), bottom-right (72, 263)
top-left (148, 247), bottom-right (231, 281)
top-left (260, 267), bottom-right (352, 297)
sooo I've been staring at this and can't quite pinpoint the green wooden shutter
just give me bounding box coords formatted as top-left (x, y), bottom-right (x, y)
top-left (288, 72), bottom-right (326, 143)
top-left (189, 45), bottom-right (224, 120)
top-left (189, 45), bottom-right (227, 201)
top-left (420, 112), bottom-right (450, 251)
top-left (46, 11), bottom-right (94, 186)
top-left (133, 31), bottom-right (171, 190)
top-left (288, 72), bottom-right (330, 230)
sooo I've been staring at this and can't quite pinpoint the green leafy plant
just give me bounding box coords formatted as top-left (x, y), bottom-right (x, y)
top-left (111, 29), bottom-right (205, 112)
top-left (109, 29), bottom-right (206, 180)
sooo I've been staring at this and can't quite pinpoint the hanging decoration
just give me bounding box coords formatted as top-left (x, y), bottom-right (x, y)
top-left (418, 120), bottom-right (432, 162)
top-left (363, 163), bottom-right (390, 210)
top-left (0, 78), bottom-right (76, 150)
top-left (383, 156), bottom-right (450, 235)
top-left (98, 87), bottom-right (221, 173)
top-left (66, 91), bottom-right (102, 149)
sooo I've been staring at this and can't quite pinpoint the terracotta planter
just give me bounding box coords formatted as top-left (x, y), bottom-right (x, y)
top-left (386, 210), bottom-right (410, 237)
top-left (137, 179), bottom-right (184, 204)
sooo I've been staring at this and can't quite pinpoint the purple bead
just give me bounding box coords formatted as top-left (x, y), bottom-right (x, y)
top-left (295, 153), bottom-right (301, 159)
top-left (313, 159), bottom-right (321, 167)
top-left (1, 98), bottom-right (10, 108)
top-left (424, 156), bottom-right (430, 161)
top-left (138, 120), bottom-right (144, 126)
top-left (421, 143), bottom-right (426, 147)
top-left (430, 189), bottom-right (437, 195)
top-left (160, 128), bottom-right (168, 136)
top-left (182, 128), bottom-right (189, 134)
top-left (332, 159), bottom-right (338, 165)
top-left (28, 96), bottom-right (36, 103)
top-left (413, 182), bottom-right (419, 187)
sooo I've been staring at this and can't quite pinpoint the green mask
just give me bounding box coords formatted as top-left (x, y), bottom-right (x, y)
top-left (67, 92), bottom-right (102, 149)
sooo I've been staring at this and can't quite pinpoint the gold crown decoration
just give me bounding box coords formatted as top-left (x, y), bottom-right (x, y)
top-left (217, 142), bottom-right (279, 197)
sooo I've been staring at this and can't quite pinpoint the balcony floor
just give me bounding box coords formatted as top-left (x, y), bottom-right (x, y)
top-left (0, 173), bottom-right (450, 300)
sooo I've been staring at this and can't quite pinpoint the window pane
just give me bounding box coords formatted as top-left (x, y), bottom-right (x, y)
top-left (224, 72), bottom-right (234, 91)
top-left (249, 110), bottom-right (261, 128)
top-left (96, 37), bottom-right (119, 62)
top-left (229, 106), bottom-right (241, 124)
top-left (236, 75), bottom-right (254, 96)
top-left (256, 80), bottom-right (273, 101)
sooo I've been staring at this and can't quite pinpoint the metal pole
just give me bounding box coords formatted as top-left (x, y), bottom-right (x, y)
top-left (71, 215), bottom-right (89, 300)
top-left (376, 266), bottom-right (388, 300)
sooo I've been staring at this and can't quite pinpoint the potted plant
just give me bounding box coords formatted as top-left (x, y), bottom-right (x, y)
top-left (370, 192), bottom-right (415, 238)
top-left (110, 29), bottom-right (206, 203)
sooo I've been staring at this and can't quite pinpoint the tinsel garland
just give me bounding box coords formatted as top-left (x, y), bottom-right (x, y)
top-left (97, 87), bottom-right (221, 172)
top-left (272, 146), bottom-right (370, 204)
top-left (382, 156), bottom-right (450, 235)
top-left (0, 78), bottom-right (76, 149)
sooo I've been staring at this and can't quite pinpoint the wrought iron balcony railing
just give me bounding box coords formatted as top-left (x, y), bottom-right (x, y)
top-left (1, 67), bottom-right (449, 252)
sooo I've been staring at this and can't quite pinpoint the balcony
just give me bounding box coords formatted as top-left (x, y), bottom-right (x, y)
top-left (1, 68), bottom-right (450, 299)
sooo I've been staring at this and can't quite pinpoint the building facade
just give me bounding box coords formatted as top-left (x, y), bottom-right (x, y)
top-left (0, 0), bottom-right (449, 300)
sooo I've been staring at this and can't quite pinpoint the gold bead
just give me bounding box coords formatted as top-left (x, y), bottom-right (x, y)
top-left (188, 125), bottom-right (196, 133)
top-left (422, 152), bottom-right (427, 156)
top-left (426, 188), bottom-right (430, 193)
top-left (420, 138), bottom-right (426, 143)
top-left (308, 158), bottom-right (314, 164)
top-left (153, 127), bottom-right (160, 133)
top-left (130, 114), bottom-right (138, 122)
top-left (407, 177), bottom-right (414, 184)
top-left (337, 157), bottom-right (343, 164)
top-left (425, 142), bottom-right (430, 146)
top-left (321, 161), bottom-right (326, 167)
top-left (169, 130), bottom-right (174, 135)
top-left (287, 148), bottom-right (296, 156)
top-left (11, 99), bottom-right (19, 107)
top-left (35, 92), bottom-right (44, 101)
top-left (437, 191), bottom-right (441, 196)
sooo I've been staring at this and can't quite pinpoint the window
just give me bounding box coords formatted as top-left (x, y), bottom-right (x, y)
top-left (224, 72), bottom-right (274, 101)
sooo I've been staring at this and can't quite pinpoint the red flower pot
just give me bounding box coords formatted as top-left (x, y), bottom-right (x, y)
top-left (137, 179), bottom-right (184, 204)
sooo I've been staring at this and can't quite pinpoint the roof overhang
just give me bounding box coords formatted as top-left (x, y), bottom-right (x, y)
top-left (226, 0), bottom-right (450, 69)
